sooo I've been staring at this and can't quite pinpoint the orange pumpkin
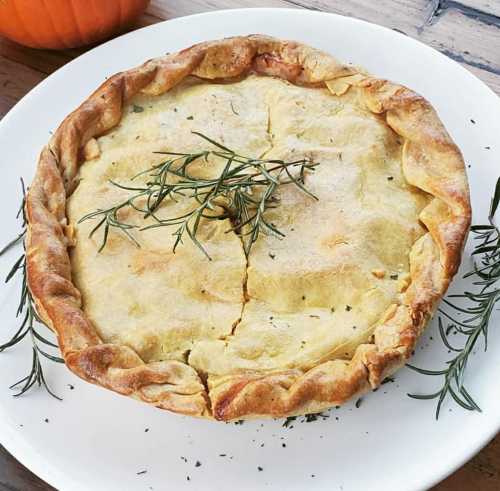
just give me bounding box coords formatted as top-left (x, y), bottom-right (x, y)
top-left (0, 0), bottom-right (150, 49)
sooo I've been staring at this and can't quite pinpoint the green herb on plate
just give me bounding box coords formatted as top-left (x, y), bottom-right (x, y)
top-left (0, 179), bottom-right (63, 400)
top-left (408, 177), bottom-right (500, 418)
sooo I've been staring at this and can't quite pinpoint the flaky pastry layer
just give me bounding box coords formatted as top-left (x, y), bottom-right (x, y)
top-left (26, 35), bottom-right (470, 420)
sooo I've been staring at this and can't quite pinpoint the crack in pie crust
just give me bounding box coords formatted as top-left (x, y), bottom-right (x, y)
top-left (26, 35), bottom-right (471, 420)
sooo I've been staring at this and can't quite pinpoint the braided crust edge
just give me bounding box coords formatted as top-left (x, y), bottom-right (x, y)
top-left (25, 35), bottom-right (470, 420)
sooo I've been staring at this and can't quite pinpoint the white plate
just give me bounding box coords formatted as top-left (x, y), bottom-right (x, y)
top-left (1, 8), bottom-right (499, 491)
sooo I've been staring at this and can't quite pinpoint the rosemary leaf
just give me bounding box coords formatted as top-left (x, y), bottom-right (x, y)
top-left (0, 180), bottom-right (62, 400)
top-left (80, 132), bottom-right (319, 258)
top-left (0, 232), bottom-right (25, 256)
top-left (408, 177), bottom-right (500, 418)
top-left (490, 177), bottom-right (500, 217)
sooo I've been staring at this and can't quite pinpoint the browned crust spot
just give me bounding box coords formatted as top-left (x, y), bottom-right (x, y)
top-left (25, 35), bottom-right (470, 420)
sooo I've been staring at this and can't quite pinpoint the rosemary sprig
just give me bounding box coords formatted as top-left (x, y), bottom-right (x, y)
top-left (408, 177), bottom-right (500, 419)
top-left (0, 179), bottom-right (63, 399)
top-left (79, 132), bottom-right (319, 258)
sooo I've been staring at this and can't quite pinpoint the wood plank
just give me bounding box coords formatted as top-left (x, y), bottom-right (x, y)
top-left (148, 0), bottom-right (500, 25)
top-left (135, 11), bottom-right (165, 27)
top-left (278, 0), bottom-right (432, 36)
top-left (0, 445), bottom-right (54, 491)
top-left (0, 16), bottom-right (156, 76)
top-left (421, 7), bottom-right (500, 92)
top-left (439, 0), bottom-right (500, 18)
top-left (0, 56), bottom-right (45, 118)
top-left (145, 0), bottom-right (500, 94)
top-left (0, 37), bottom-right (84, 74)
top-left (434, 436), bottom-right (500, 490)
top-left (149, 0), bottom-right (431, 40)
top-left (148, 0), bottom-right (293, 19)
top-left (279, 0), bottom-right (500, 93)
top-left (462, 64), bottom-right (500, 95)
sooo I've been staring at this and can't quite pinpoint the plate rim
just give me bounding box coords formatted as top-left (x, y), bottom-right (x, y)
top-left (0, 7), bottom-right (499, 491)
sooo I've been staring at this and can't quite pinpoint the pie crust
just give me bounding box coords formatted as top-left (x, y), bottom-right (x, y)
top-left (26, 35), bottom-right (471, 420)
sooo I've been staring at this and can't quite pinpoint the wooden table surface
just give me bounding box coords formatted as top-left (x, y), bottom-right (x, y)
top-left (0, 1), bottom-right (499, 490)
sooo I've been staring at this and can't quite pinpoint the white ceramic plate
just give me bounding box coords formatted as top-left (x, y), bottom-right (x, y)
top-left (1, 8), bottom-right (499, 491)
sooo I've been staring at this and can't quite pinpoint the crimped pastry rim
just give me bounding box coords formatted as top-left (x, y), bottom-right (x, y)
top-left (25, 35), bottom-right (471, 420)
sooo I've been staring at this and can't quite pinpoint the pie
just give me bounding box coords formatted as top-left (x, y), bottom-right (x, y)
top-left (26, 35), bottom-right (471, 420)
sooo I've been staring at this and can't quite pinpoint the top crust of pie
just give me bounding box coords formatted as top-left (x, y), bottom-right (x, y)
top-left (25, 35), bottom-right (470, 420)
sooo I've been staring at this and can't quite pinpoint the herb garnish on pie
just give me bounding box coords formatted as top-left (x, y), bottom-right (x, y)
top-left (18, 35), bottom-right (470, 420)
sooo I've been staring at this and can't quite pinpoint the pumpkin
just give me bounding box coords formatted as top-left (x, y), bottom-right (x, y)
top-left (0, 0), bottom-right (150, 50)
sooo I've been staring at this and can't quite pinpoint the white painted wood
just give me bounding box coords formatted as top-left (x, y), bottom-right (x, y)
top-left (148, 0), bottom-right (295, 19)
top-left (460, 0), bottom-right (500, 17)
top-left (146, 0), bottom-right (500, 94)
top-left (421, 8), bottom-right (500, 93)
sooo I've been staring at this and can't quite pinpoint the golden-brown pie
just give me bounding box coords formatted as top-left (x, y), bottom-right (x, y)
top-left (26, 35), bottom-right (471, 420)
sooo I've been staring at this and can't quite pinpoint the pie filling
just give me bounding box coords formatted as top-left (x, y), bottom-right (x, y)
top-left (67, 75), bottom-right (430, 385)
